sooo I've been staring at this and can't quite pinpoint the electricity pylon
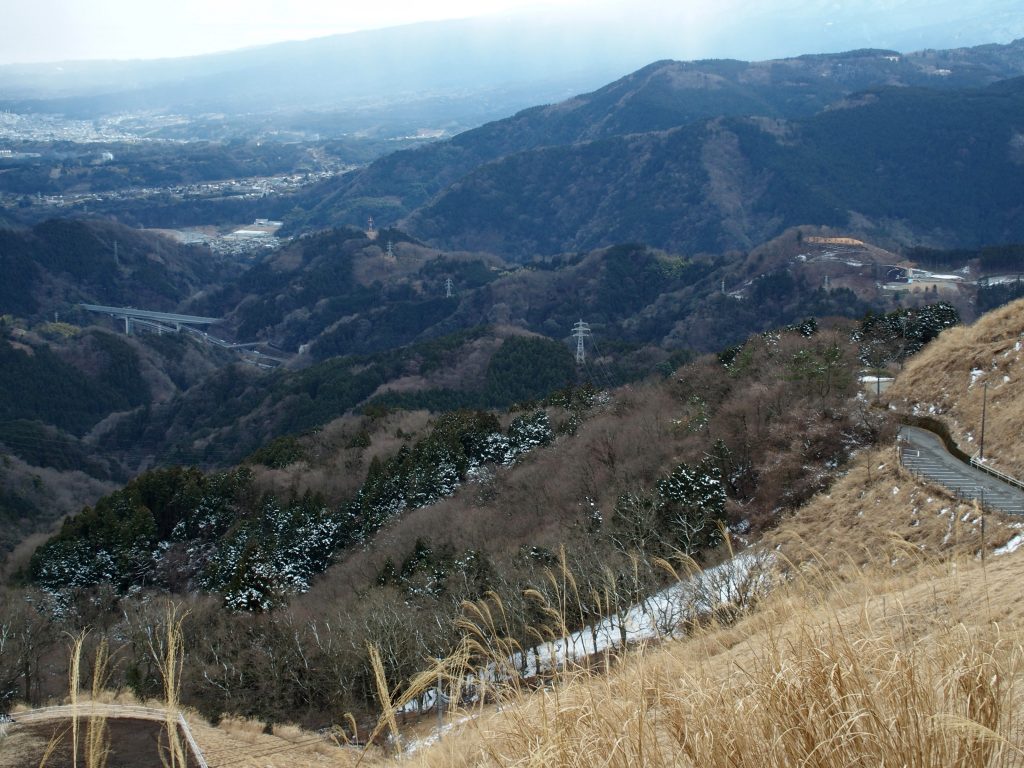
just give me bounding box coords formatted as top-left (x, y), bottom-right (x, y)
top-left (572, 320), bottom-right (591, 364)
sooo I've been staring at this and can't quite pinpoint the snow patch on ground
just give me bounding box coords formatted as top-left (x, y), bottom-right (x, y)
top-left (403, 715), bottom-right (475, 754)
top-left (510, 553), bottom-right (770, 678)
top-left (995, 535), bottom-right (1024, 556)
top-left (399, 550), bottom-right (773, 738)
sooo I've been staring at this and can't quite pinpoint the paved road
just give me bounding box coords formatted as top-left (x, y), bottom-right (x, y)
top-left (10, 704), bottom-right (208, 767)
top-left (899, 426), bottom-right (1024, 515)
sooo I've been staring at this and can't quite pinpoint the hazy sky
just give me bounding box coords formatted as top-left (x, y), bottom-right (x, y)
top-left (3, 0), bottom-right (1022, 66)
top-left (2, 0), bottom-right (601, 64)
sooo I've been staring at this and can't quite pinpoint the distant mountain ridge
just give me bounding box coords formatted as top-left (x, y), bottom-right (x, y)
top-left (284, 40), bottom-right (1024, 259)
top-left (403, 77), bottom-right (1024, 257)
top-left (3, 4), bottom-right (1022, 140)
top-left (290, 38), bottom-right (1024, 249)
top-left (0, 17), bottom-right (668, 138)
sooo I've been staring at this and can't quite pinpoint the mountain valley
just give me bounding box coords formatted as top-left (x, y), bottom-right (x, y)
top-left (2, 26), bottom-right (1024, 765)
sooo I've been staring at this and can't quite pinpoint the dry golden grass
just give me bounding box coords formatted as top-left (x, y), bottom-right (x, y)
top-left (766, 445), bottom-right (1021, 569)
top-left (377, 436), bottom-right (1024, 768)
top-left (65, 631), bottom-right (112, 768)
top-left (84, 638), bottom-right (111, 768)
top-left (153, 607), bottom-right (187, 768)
top-left (888, 298), bottom-right (1024, 477)
top-left (17, 450), bottom-right (1020, 768)
top-left (187, 715), bottom-right (384, 768)
top-left (404, 551), bottom-right (1024, 768)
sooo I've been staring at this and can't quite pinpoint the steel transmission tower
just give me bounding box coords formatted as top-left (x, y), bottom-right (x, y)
top-left (572, 320), bottom-right (591, 364)
top-left (445, 278), bottom-right (454, 298)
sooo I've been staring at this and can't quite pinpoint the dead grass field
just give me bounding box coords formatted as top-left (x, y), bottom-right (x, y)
top-left (406, 550), bottom-right (1024, 768)
top-left (395, 433), bottom-right (1024, 767)
top-left (9, 450), bottom-right (1017, 768)
top-left (767, 445), bottom-right (1022, 568)
top-left (402, 516), bottom-right (1024, 768)
top-left (186, 716), bottom-right (379, 768)
top-left (192, 320), bottom-right (1024, 767)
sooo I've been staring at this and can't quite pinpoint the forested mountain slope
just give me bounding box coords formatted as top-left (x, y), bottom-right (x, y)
top-left (405, 78), bottom-right (1024, 258)
top-left (0, 219), bottom-right (233, 316)
top-left (291, 39), bottom-right (1024, 240)
top-left (17, 316), bottom-right (898, 723)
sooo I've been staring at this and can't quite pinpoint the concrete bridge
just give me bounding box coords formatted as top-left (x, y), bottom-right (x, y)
top-left (80, 303), bottom-right (219, 336)
top-left (80, 302), bottom-right (289, 367)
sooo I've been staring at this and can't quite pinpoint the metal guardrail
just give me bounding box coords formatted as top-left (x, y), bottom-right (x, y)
top-left (970, 452), bottom-right (1024, 493)
top-left (179, 712), bottom-right (210, 768)
top-left (899, 442), bottom-right (1024, 515)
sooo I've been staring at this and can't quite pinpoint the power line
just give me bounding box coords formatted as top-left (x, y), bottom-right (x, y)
top-left (584, 334), bottom-right (617, 391)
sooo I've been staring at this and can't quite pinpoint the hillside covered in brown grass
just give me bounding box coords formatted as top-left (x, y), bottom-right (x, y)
top-left (395, 300), bottom-right (1024, 767)
top-left (403, 547), bottom-right (1024, 768)
top-left (888, 297), bottom-right (1024, 477)
top-left (6, 318), bottom-right (896, 725)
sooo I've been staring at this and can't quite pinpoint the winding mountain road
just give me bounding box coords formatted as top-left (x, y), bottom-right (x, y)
top-left (898, 426), bottom-right (1024, 515)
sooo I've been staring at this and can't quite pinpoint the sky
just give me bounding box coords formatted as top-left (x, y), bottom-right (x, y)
top-left (1, 0), bottom-right (601, 65)
top-left (2, 0), bottom-right (1022, 67)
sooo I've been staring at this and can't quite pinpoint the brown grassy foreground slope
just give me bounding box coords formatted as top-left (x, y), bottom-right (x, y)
top-left (409, 552), bottom-right (1024, 768)
top-left (192, 312), bottom-right (1024, 767)
top-left (172, 306), bottom-right (1024, 766)
top-left (160, 452), bottom-right (1024, 768)
top-left (404, 447), bottom-right (1024, 768)
top-left (888, 297), bottom-right (1024, 478)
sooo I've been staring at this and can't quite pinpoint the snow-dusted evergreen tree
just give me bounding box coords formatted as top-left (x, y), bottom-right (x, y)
top-left (854, 301), bottom-right (959, 366)
top-left (655, 460), bottom-right (727, 555)
top-left (476, 432), bottom-right (517, 466)
top-left (507, 410), bottom-right (553, 457)
top-left (348, 409), bottom-right (554, 545)
top-left (203, 493), bottom-right (345, 611)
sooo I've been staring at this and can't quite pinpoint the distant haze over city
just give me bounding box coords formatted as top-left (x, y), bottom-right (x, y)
top-left (3, 0), bottom-right (1023, 66)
